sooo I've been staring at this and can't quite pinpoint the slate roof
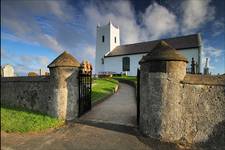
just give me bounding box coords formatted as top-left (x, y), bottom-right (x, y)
top-left (105, 34), bottom-right (201, 57)
top-left (140, 41), bottom-right (188, 64)
top-left (48, 51), bottom-right (80, 68)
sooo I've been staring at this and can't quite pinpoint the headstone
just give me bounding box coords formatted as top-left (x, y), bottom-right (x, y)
top-left (1, 64), bottom-right (15, 77)
top-left (203, 58), bottom-right (209, 75)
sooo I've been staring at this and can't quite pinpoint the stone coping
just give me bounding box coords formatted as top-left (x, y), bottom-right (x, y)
top-left (181, 74), bottom-right (225, 86)
top-left (48, 51), bottom-right (80, 68)
top-left (1, 76), bottom-right (50, 82)
top-left (139, 41), bottom-right (188, 64)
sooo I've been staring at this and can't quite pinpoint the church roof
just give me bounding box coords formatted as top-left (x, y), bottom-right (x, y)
top-left (139, 41), bottom-right (188, 64)
top-left (105, 33), bottom-right (201, 57)
top-left (48, 51), bottom-right (80, 68)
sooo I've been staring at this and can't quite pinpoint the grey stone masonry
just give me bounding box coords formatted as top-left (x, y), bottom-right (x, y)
top-left (48, 51), bottom-right (80, 120)
top-left (1, 76), bottom-right (50, 114)
top-left (139, 41), bottom-right (225, 145)
top-left (1, 51), bottom-right (81, 121)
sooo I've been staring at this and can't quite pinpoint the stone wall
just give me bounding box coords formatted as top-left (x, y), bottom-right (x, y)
top-left (139, 41), bottom-right (225, 146)
top-left (1, 76), bottom-right (50, 114)
top-left (1, 51), bottom-right (81, 120)
top-left (180, 75), bottom-right (225, 144)
top-left (140, 70), bottom-right (225, 145)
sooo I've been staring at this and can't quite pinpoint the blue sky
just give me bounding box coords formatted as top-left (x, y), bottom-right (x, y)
top-left (1, 0), bottom-right (225, 75)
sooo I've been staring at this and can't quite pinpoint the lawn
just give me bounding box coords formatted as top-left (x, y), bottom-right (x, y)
top-left (113, 76), bottom-right (137, 84)
top-left (91, 78), bottom-right (118, 103)
top-left (1, 78), bottom-right (118, 133)
top-left (1, 107), bottom-right (64, 133)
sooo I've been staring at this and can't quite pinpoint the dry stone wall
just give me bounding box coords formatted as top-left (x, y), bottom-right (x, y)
top-left (1, 76), bottom-right (50, 114)
top-left (180, 75), bottom-right (225, 144)
top-left (1, 51), bottom-right (81, 120)
top-left (139, 41), bottom-right (225, 146)
top-left (140, 69), bottom-right (225, 145)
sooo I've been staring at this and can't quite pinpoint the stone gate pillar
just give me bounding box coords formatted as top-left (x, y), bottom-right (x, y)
top-left (139, 41), bottom-right (188, 142)
top-left (48, 51), bottom-right (80, 120)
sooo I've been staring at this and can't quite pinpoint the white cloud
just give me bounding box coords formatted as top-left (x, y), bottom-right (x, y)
top-left (142, 2), bottom-right (178, 40)
top-left (203, 46), bottom-right (222, 59)
top-left (1, 0), bottom-right (77, 53)
top-left (201, 44), bottom-right (223, 70)
top-left (181, 0), bottom-right (215, 33)
top-left (40, 34), bottom-right (64, 52)
top-left (1, 48), bottom-right (50, 75)
top-left (84, 46), bottom-right (96, 58)
top-left (84, 1), bottom-right (179, 44)
top-left (84, 1), bottom-right (142, 44)
top-left (212, 19), bottom-right (225, 36)
top-left (1, 0), bottom-right (223, 74)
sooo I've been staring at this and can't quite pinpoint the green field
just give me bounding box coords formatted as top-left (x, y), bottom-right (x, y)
top-left (92, 78), bottom-right (118, 102)
top-left (1, 107), bottom-right (64, 133)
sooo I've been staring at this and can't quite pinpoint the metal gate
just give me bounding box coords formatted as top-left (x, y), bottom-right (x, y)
top-left (136, 68), bottom-right (140, 125)
top-left (78, 70), bottom-right (92, 117)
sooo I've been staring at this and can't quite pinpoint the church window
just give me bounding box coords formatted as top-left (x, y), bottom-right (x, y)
top-left (122, 57), bottom-right (130, 71)
top-left (102, 36), bottom-right (104, 42)
top-left (101, 57), bottom-right (104, 64)
top-left (114, 37), bottom-right (116, 43)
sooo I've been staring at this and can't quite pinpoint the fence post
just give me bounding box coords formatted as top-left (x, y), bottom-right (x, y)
top-left (48, 51), bottom-right (80, 120)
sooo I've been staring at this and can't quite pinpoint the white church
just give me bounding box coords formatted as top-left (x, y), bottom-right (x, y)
top-left (95, 21), bottom-right (202, 76)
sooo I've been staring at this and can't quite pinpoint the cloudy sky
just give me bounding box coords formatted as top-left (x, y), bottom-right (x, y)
top-left (1, 0), bottom-right (225, 75)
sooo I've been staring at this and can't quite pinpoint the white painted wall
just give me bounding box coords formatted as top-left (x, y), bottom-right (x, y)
top-left (95, 22), bottom-right (201, 75)
top-left (104, 48), bottom-right (200, 76)
top-left (104, 54), bottom-right (146, 76)
top-left (95, 22), bottom-right (120, 74)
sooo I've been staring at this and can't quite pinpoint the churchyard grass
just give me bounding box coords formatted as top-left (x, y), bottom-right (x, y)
top-left (113, 76), bottom-right (137, 84)
top-left (92, 78), bottom-right (118, 102)
top-left (1, 78), bottom-right (118, 133)
top-left (1, 107), bottom-right (64, 133)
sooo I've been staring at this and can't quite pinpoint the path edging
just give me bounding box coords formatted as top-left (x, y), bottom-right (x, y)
top-left (92, 84), bottom-right (119, 107)
top-left (112, 78), bottom-right (136, 88)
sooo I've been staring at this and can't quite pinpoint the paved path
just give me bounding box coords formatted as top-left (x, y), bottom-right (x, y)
top-left (1, 82), bottom-right (189, 150)
top-left (81, 82), bottom-right (137, 126)
top-left (1, 123), bottom-right (180, 150)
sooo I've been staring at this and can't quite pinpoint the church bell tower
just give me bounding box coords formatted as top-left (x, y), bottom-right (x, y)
top-left (95, 21), bottom-right (120, 74)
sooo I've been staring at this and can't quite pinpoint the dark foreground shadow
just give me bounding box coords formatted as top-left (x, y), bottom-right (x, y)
top-left (194, 120), bottom-right (225, 150)
top-left (70, 119), bottom-right (181, 150)
top-left (136, 135), bottom-right (181, 150)
top-left (74, 119), bottom-right (137, 136)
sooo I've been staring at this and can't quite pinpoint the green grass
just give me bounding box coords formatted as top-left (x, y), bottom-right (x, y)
top-left (1, 78), bottom-right (118, 133)
top-left (91, 78), bottom-right (118, 102)
top-left (113, 76), bottom-right (137, 84)
top-left (1, 107), bottom-right (64, 133)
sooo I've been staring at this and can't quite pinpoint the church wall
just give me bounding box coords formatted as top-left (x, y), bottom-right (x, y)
top-left (104, 48), bottom-right (200, 76)
top-left (96, 23), bottom-right (120, 74)
top-left (96, 25), bottom-right (111, 73)
top-left (110, 24), bottom-right (120, 51)
top-left (104, 54), bottom-right (146, 76)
